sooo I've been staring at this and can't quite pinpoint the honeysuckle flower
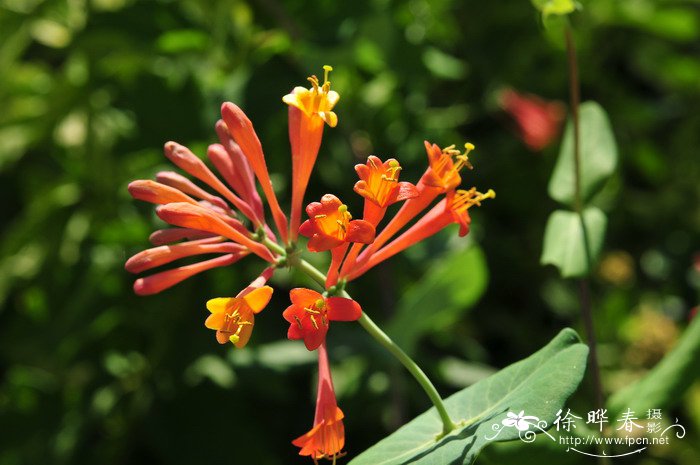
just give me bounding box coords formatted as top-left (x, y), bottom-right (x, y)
top-left (283, 288), bottom-right (361, 351)
top-left (285, 66), bottom-right (340, 243)
top-left (353, 156), bottom-right (419, 225)
top-left (156, 202), bottom-right (275, 262)
top-left (337, 156), bottom-right (419, 279)
top-left (293, 342), bottom-right (346, 461)
top-left (125, 237), bottom-right (244, 274)
top-left (164, 141), bottom-right (261, 226)
top-left (352, 141), bottom-right (476, 270)
top-left (127, 129), bottom-right (286, 295)
top-left (499, 88), bottom-right (565, 151)
top-left (423, 142), bottom-right (473, 191)
top-left (298, 194), bottom-right (375, 253)
top-left (132, 251), bottom-right (249, 295)
top-left (283, 65), bottom-right (339, 128)
top-left (213, 120), bottom-right (266, 222)
top-left (127, 179), bottom-right (199, 206)
top-left (205, 269), bottom-right (274, 347)
top-left (348, 188), bottom-right (494, 280)
top-left (221, 102), bottom-right (290, 243)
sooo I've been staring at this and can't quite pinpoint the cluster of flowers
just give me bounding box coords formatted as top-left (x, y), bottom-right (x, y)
top-left (126, 66), bottom-right (493, 462)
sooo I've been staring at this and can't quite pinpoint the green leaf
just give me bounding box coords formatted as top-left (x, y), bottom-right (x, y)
top-left (349, 329), bottom-right (588, 465)
top-left (531, 0), bottom-right (576, 17)
top-left (422, 47), bottom-right (469, 80)
top-left (387, 246), bottom-right (488, 355)
top-left (607, 316), bottom-right (700, 417)
top-left (540, 207), bottom-right (607, 278)
top-left (548, 102), bottom-right (618, 206)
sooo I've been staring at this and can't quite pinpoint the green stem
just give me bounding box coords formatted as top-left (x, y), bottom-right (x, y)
top-left (351, 294), bottom-right (457, 436)
top-left (263, 237), bottom-right (286, 255)
top-left (291, 254), bottom-right (456, 436)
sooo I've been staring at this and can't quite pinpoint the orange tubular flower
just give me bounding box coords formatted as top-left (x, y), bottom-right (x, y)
top-left (499, 88), bottom-right (565, 151)
top-left (133, 252), bottom-right (249, 295)
top-left (353, 156), bottom-right (419, 225)
top-left (156, 202), bottom-right (275, 262)
top-left (338, 156), bottom-right (418, 279)
top-left (283, 288), bottom-right (361, 351)
top-left (284, 65), bottom-right (340, 243)
top-left (164, 141), bottom-right (261, 226)
top-left (293, 342), bottom-right (346, 462)
top-left (205, 268), bottom-right (274, 348)
top-left (352, 142), bottom-right (475, 269)
top-left (127, 131), bottom-right (284, 296)
top-left (298, 194), bottom-right (375, 253)
top-left (213, 120), bottom-right (266, 222)
top-left (221, 102), bottom-right (290, 243)
top-left (349, 188), bottom-right (495, 280)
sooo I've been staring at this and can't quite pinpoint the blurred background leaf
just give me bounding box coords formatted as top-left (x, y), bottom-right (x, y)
top-left (548, 101), bottom-right (618, 206)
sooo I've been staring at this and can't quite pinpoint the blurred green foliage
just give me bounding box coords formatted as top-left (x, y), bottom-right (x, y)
top-left (0, 0), bottom-right (698, 464)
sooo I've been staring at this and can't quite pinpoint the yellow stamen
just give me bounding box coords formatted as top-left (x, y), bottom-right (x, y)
top-left (293, 315), bottom-right (303, 329)
top-left (451, 188), bottom-right (496, 212)
top-left (322, 65), bottom-right (333, 92)
top-left (310, 315), bottom-right (319, 329)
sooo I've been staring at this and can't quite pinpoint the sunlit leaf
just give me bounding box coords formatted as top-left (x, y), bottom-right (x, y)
top-left (350, 329), bottom-right (588, 465)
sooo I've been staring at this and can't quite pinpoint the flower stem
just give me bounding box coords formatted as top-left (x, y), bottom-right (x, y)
top-left (291, 254), bottom-right (457, 436)
top-left (350, 295), bottom-right (458, 436)
top-left (565, 22), bottom-right (608, 465)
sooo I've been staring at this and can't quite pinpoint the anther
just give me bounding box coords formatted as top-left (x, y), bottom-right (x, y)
top-left (293, 315), bottom-right (303, 329)
top-left (310, 315), bottom-right (319, 330)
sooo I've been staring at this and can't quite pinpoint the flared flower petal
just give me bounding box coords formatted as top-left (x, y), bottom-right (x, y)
top-left (205, 276), bottom-right (274, 348)
top-left (283, 289), bottom-right (361, 351)
top-left (353, 156), bottom-right (418, 210)
top-left (422, 141), bottom-right (473, 191)
top-left (299, 194), bottom-right (375, 253)
top-left (283, 65), bottom-right (339, 128)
